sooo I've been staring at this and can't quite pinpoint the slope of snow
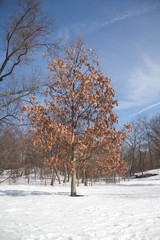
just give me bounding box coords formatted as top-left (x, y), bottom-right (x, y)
top-left (0, 170), bottom-right (160, 240)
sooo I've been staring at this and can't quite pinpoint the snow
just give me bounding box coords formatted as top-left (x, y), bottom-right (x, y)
top-left (0, 170), bottom-right (160, 240)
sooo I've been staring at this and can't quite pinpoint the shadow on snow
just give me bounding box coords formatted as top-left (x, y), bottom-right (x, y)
top-left (0, 190), bottom-right (70, 197)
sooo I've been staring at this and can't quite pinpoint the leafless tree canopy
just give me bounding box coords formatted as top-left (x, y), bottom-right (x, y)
top-left (122, 116), bottom-right (160, 176)
top-left (0, 0), bottom-right (57, 125)
top-left (0, 0), bottom-right (56, 83)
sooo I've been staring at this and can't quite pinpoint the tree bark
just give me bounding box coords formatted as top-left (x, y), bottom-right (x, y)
top-left (77, 166), bottom-right (80, 186)
top-left (82, 168), bottom-right (86, 184)
top-left (71, 169), bottom-right (76, 196)
top-left (51, 171), bottom-right (56, 186)
top-left (55, 168), bottom-right (61, 184)
top-left (63, 162), bottom-right (68, 183)
top-left (71, 157), bottom-right (76, 196)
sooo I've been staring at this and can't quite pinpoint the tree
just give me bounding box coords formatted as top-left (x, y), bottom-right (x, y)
top-left (0, 0), bottom-right (57, 124)
top-left (147, 115), bottom-right (160, 168)
top-left (122, 115), bottom-right (160, 176)
top-left (21, 38), bottom-right (130, 196)
top-left (0, 125), bottom-right (24, 182)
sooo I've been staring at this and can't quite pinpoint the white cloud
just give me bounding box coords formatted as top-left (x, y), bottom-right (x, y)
top-left (136, 101), bottom-right (160, 115)
top-left (101, 4), bottom-right (159, 28)
top-left (117, 55), bottom-right (160, 111)
top-left (57, 3), bottom-right (160, 40)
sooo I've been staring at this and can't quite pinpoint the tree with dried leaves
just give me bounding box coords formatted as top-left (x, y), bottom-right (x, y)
top-left (21, 38), bottom-right (130, 196)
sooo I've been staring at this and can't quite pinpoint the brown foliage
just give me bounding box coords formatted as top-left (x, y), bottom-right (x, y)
top-left (21, 38), bottom-right (131, 194)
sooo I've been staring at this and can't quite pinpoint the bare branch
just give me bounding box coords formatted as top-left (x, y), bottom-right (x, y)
top-left (0, 0), bottom-right (56, 83)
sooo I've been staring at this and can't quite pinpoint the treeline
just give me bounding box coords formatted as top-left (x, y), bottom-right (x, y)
top-left (122, 115), bottom-right (160, 176)
top-left (0, 114), bottom-right (160, 184)
top-left (0, 123), bottom-right (127, 185)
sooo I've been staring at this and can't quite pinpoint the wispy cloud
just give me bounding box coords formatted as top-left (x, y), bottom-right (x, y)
top-left (136, 101), bottom-right (160, 115)
top-left (57, 3), bottom-right (160, 40)
top-left (117, 55), bottom-right (160, 112)
top-left (103, 3), bottom-right (160, 26)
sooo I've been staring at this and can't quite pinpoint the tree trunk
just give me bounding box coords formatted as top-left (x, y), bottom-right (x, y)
top-left (63, 162), bottom-right (68, 183)
top-left (82, 168), bottom-right (86, 184)
top-left (71, 169), bottom-right (76, 196)
top-left (51, 171), bottom-right (56, 186)
top-left (28, 174), bottom-right (30, 184)
top-left (77, 167), bottom-right (80, 186)
top-left (84, 178), bottom-right (88, 186)
top-left (71, 138), bottom-right (76, 196)
top-left (56, 171), bottom-right (61, 184)
top-left (113, 172), bottom-right (116, 184)
top-left (54, 167), bottom-right (61, 184)
top-left (90, 177), bottom-right (93, 186)
top-left (71, 156), bottom-right (76, 196)
top-left (67, 172), bottom-right (70, 182)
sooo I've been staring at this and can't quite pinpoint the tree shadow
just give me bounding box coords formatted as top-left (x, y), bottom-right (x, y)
top-left (0, 190), bottom-right (70, 197)
top-left (119, 183), bottom-right (159, 187)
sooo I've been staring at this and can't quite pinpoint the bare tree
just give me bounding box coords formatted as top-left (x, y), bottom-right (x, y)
top-left (0, 125), bottom-right (23, 182)
top-left (0, 0), bottom-right (56, 83)
top-left (0, 0), bottom-right (58, 124)
top-left (122, 115), bottom-right (160, 176)
top-left (147, 115), bottom-right (160, 168)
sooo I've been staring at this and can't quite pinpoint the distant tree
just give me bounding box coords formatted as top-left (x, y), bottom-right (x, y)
top-left (122, 120), bottom-right (148, 175)
top-left (147, 115), bottom-right (160, 168)
top-left (122, 115), bottom-right (160, 176)
top-left (0, 0), bottom-right (58, 124)
top-left (21, 38), bottom-right (130, 196)
top-left (0, 123), bottom-right (46, 184)
top-left (0, 126), bottom-right (23, 182)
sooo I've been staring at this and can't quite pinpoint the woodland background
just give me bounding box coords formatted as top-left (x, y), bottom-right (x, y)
top-left (0, 0), bottom-right (160, 186)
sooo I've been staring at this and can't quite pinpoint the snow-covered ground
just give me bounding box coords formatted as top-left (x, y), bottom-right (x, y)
top-left (0, 169), bottom-right (160, 240)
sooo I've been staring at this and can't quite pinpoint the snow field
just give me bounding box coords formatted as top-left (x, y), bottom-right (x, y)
top-left (0, 171), bottom-right (160, 240)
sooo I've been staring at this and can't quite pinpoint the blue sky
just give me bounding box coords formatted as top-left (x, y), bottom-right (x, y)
top-left (1, 0), bottom-right (160, 126)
